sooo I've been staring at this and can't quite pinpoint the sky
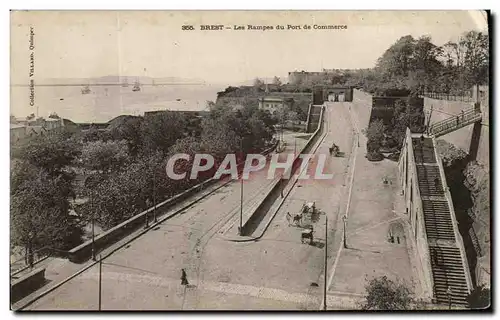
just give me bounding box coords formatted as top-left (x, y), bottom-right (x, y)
top-left (10, 10), bottom-right (488, 85)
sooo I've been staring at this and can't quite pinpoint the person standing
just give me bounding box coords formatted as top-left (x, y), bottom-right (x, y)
top-left (181, 268), bottom-right (189, 286)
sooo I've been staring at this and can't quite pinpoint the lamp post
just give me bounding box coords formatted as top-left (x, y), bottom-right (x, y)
top-left (153, 166), bottom-right (157, 223)
top-left (342, 215), bottom-right (348, 249)
top-left (294, 137), bottom-right (297, 156)
top-left (239, 139), bottom-right (244, 236)
top-left (91, 191), bottom-right (96, 261)
top-left (323, 216), bottom-right (328, 311)
top-left (144, 207), bottom-right (149, 229)
top-left (98, 255), bottom-right (102, 311)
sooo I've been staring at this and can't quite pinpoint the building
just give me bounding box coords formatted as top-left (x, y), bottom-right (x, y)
top-left (10, 124), bottom-right (27, 143)
top-left (324, 86), bottom-right (354, 102)
top-left (258, 97), bottom-right (293, 115)
top-left (10, 116), bottom-right (66, 144)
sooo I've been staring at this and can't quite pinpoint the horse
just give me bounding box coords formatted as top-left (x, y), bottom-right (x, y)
top-left (293, 214), bottom-right (303, 226)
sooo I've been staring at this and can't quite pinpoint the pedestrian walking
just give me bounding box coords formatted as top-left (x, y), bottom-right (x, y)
top-left (286, 212), bottom-right (292, 226)
top-left (461, 110), bottom-right (465, 121)
top-left (28, 252), bottom-right (34, 269)
top-left (456, 116), bottom-right (460, 126)
top-left (181, 268), bottom-right (189, 286)
top-left (434, 177), bottom-right (440, 191)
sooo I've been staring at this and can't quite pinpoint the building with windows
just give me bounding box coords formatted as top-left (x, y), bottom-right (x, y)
top-left (258, 97), bottom-right (293, 115)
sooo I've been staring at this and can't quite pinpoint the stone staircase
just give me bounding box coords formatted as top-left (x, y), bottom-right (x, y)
top-left (428, 106), bottom-right (482, 138)
top-left (412, 137), bottom-right (470, 306)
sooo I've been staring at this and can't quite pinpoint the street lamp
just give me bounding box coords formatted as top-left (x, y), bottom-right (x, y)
top-left (153, 166), bottom-right (157, 223)
top-left (98, 255), bottom-right (102, 311)
top-left (323, 216), bottom-right (328, 311)
top-left (91, 191), bottom-right (96, 261)
top-left (294, 137), bottom-right (297, 156)
top-left (239, 139), bottom-right (244, 236)
top-left (342, 215), bottom-right (348, 249)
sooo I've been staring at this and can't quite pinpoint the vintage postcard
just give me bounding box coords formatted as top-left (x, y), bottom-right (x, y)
top-left (10, 10), bottom-right (490, 311)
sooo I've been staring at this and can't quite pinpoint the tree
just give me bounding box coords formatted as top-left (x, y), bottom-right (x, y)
top-left (361, 276), bottom-right (414, 310)
top-left (272, 76), bottom-right (282, 86)
top-left (467, 285), bottom-right (490, 309)
top-left (376, 35), bottom-right (416, 78)
top-left (11, 167), bottom-right (83, 258)
top-left (49, 112), bottom-right (60, 119)
top-left (364, 119), bottom-right (385, 153)
top-left (462, 31), bottom-right (489, 87)
top-left (253, 78), bottom-right (264, 88)
top-left (79, 152), bottom-right (173, 230)
top-left (141, 111), bottom-right (188, 155)
top-left (80, 139), bottom-right (129, 173)
top-left (108, 116), bottom-right (144, 156)
top-left (287, 111), bottom-right (299, 130)
top-left (19, 133), bottom-right (80, 175)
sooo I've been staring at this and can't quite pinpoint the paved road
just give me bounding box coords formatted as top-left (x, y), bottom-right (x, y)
top-left (24, 131), bottom-right (314, 310)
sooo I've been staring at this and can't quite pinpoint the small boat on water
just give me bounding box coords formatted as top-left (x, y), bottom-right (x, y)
top-left (132, 81), bottom-right (141, 92)
top-left (81, 85), bottom-right (91, 94)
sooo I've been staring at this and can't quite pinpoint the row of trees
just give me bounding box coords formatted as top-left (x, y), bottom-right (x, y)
top-left (284, 30), bottom-right (488, 97)
top-left (11, 102), bottom-right (277, 258)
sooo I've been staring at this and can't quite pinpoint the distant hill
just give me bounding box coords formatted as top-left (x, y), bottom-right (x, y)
top-left (39, 76), bottom-right (207, 86)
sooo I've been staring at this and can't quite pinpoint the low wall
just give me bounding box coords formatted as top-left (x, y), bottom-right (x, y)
top-left (11, 267), bottom-right (46, 303)
top-left (240, 105), bottom-right (325, 236)
top-left (424, 97), bottom-right (489, 168)
top-left (68, 143), bottom-right (278, 263)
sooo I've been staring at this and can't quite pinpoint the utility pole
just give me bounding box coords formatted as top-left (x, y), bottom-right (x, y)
top-left (153, 166), bottom-right (157, 223)
top-left (91, 191), bottom-right (96, 261)
top-left (98, 255), bottom-right (102, 311)
top-left (343, 215), bottom-right (348, 249)
top-left (239, 139), bottom-right (244, 235)
top-left (323, 216), bottom-right (328, 311)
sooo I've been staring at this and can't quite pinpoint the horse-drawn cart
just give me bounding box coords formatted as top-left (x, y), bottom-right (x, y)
top-left (329, 143), bottom-right (339, 156)
top-left (301, 227), bottom-right (314, 244)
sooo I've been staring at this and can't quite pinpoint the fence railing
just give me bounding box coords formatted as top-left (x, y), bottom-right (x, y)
top-left (422, 92), bottom-right (474, 103)
top-left (428, 107), bottom-right (482, 137)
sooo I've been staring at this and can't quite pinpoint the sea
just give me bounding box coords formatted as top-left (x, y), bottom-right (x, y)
top-left (10, 83), bottom-right (225, 123)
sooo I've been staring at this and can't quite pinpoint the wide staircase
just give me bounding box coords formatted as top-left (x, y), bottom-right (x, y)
top-left (412, 137), bottom-right (470, 306)
top-left (427, 106), bottom-right (482, 138)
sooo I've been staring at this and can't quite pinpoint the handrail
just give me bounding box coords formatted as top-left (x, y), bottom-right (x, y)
top-left (407, 130), bottom-right (435, 300)
top-left (428, 107), bottom-right (481, 136)
top-left (431, 136), bottom-right (474, 293)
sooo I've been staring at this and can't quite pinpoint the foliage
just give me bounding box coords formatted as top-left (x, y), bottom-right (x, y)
top-left (19, 133), bottom-right (80, 175)
top-left (272, 76), bottom-right (282, 86)
top-left (11, 166), bottom-right (83, 255)
top-left (49, 112), bottom-right (60, 119)
top-left (81, 126), bottom-right (110, 143)
top-left (364, 119), bottom-right (385, 153)
top-left (108, 116), bottom-right (144, 156)
top-left (361, 276), bottom-right (414, 310)
top-left (366, 151), bottom-right (384, 162)
top-left (80, 139), bottom-right (129, 173)
top-left (141, 111), bottom-right (188, 155)
top-left (467, 285), bottom-right (490, 309)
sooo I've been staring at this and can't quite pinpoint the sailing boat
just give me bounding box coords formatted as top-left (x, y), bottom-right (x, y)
top-left (132, 80), bottom-right (141, 92)
top-left (81, 84), bottom-right (91, 94)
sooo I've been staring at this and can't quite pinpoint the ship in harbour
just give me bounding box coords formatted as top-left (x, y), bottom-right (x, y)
top-left (132, 80), bottom-right (141, 92)
top-left (81, 84), bottom-right (91, 94)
